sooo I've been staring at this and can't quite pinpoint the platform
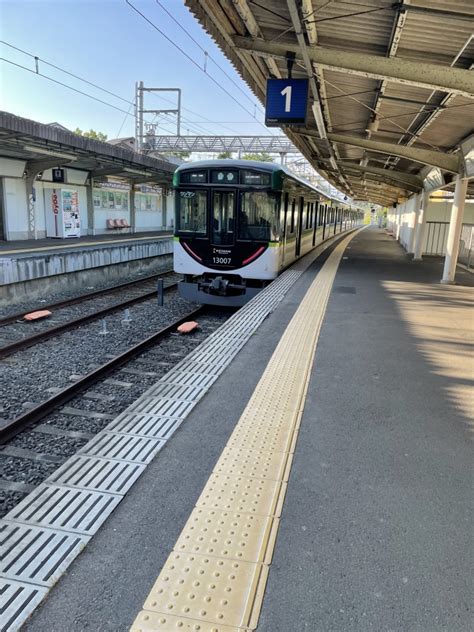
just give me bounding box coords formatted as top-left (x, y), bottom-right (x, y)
top-left (0, 231), bottom-right (171, 257)
top-left (4, 227), bottom-right (472, 631)
top-left (0, 231), bottom-right (173, 306)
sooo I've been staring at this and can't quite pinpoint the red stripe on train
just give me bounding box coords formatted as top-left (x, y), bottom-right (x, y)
top-left (242, 246), bottom-right (265, 265)
top-left (182, 241), bottom-right (202, 262)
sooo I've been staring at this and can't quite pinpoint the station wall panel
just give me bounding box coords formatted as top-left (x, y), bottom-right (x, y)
top-left (3, 176), bottom-right (28, 239)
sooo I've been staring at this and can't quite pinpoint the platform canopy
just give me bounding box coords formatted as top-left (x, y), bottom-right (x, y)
top-left (0, 111), bottom-right (176, 185)
top-left (186, 0), bottom-right (474, 206)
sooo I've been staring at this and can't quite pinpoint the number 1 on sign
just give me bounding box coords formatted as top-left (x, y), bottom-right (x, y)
top-left (281, 85), bottom-right (292, 112)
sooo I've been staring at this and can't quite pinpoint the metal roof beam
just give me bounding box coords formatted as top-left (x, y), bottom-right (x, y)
top-left (90, 167), bottom-right (126, 177)
top-left (342, 162), bottom-right (423, 190)
top-left (295, 129), bottom-right (460, 173)
top-left (232, 36), bottom-right (474, 98)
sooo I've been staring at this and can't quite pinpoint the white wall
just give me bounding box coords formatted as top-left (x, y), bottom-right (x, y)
top-left (388, 192), bottom-right (474, 256)
top-left (3, 177), bottom-right (28, 239)
top-left (1, 157), bottom-right (173, 240)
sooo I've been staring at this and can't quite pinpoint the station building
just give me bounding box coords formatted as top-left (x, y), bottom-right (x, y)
top-left (0, 112), bottom-right (177, 241)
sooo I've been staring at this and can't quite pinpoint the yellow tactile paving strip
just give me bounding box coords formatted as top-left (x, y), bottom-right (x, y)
top-left (131, 231), bottom-right (359, 631)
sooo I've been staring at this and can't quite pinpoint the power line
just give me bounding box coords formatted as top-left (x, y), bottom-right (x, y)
top-left (0, 40), bottom-right (211, 137)
top-left (155, 0), bottom-right (264, 114)
top-left (125, 0), bottom-right (272, 136)
top-left (0, 56), bottom-right (181, 137)
top-left (1, 40), bottom-right (133, 106)
top-left (0, 57), bottom-right (136, 118)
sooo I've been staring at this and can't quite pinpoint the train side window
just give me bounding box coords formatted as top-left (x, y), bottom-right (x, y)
top-left (239, 191), bottom-right (278, 241)
top-left (290, 199), bottom-right (295, 233)
top-left (177, 190), bottom-right (207, 235)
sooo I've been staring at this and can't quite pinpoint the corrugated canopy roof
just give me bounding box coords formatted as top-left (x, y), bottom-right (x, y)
top-left (0, 111), bottom-right (176, 185)
top-left (185, 0), bottom-right (474, 205)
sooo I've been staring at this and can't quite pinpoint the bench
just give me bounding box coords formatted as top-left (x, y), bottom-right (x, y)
top-left (106, 219), bottom-right (131, 231)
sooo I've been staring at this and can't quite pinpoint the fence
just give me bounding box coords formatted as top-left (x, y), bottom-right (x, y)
top-left (458, 224), bottom-right (474, 269)
top-left (424, 221), bottom-right (474, 270)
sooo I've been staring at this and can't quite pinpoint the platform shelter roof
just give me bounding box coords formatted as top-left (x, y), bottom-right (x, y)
top-left (0, 111), bottom-right (176, 185)
top-left (185, 0), bottom-right (474, 205)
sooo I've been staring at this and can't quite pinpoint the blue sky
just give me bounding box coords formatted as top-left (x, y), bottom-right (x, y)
top-left (0, 0), bottom-right (273, 139)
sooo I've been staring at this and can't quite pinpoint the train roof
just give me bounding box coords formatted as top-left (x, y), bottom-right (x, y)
top-left (175, 159), bottom-right (339, 202)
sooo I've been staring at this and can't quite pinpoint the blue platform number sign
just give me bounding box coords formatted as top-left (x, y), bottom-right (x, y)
top-left (265, 78), bottom-right (309, 126)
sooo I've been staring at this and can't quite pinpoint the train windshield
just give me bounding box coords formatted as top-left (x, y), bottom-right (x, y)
top-left (239, 191), bottom-right (279, 241)
top-left (212, 191), bottom-right (235, 245)
top-left (178, 190), bottom-right (207, 235)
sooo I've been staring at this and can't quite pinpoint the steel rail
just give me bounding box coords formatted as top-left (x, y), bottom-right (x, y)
top-left (0, 282), bottom-right (179, 360)
top-left (0, 271), bottom-right (174, 327)
top-left (0, 306), bottom-right (205, 443)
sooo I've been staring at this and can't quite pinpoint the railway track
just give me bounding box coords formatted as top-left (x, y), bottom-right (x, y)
top-left (0, 271), bottom-right (171, 327)
top-left (0, 306), bottom-right (232, 516)
top-left (0, 272), bottom-right (179, 359)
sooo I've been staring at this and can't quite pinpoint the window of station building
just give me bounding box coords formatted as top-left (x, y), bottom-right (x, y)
top-left (180, 170), bottom-right (207, 184)
top-left (177, 190), bottom-right (207, 235)
top-left (238, 191), bottom-right (278, 241)
top-left (240, 170), bottom-right (271, 186)
top-left (211, 170), bottom-right (238, 185)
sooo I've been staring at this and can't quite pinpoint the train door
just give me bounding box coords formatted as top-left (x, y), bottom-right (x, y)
top-left (211, 190), bottom-right (235, 245)
top-left (281, 192), bottom-right (289, 267)
top-left (312, 201), bottom-right (319, 246)
top-left (295, 196), bottom-right (303, 257)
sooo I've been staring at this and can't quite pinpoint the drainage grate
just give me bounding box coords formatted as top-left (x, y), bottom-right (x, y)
top-left (47, 456), bottom-right (145, 495)
top-left (0, 579), bottom-right (48, 632)
top-left (4, 485), bottom-right (121, 536)
top-left (0, 522), bottom-right (87, 587)
top-left (80, 432), bottom-right (166, 464)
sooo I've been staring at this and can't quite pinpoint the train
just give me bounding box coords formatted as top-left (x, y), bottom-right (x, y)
top-left (172, 159), bottom-right (363, 306)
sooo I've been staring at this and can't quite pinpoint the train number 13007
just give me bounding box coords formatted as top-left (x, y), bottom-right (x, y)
top-left (213, 257), bottom-right (231, 265)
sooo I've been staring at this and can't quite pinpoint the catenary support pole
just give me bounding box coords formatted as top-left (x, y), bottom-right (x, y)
top-left (441, 175), bottom-right (468, 284)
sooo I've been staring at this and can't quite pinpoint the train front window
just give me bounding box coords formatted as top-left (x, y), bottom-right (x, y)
top-left (212, 191), bottom-right (235, 245)
top-left (177, 190), bottom-right (207, 235)
top-left (239, 191), bottom-right (278, 241)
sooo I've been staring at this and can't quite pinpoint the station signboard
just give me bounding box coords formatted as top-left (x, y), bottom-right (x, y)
top-left (52, 168), bottom-right (65, 183)
top-left (265, 78), bottom-right (309, 126)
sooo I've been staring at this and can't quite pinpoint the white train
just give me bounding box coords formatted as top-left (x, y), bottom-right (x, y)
top-left (173, 159), bottom-right (363, 306)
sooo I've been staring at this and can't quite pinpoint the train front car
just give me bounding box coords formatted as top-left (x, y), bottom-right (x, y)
top-left (173, 160), bottom-right (281, 306)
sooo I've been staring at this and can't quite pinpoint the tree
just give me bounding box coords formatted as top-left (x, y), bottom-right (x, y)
top-left (217, 151), bottom-right (232, 159)
top-left (242, 152), bottom-right (274, 162)
top-left (169, 151), bottom-right (191, 159)
top-left (74, 127), bottom-right (108, 141)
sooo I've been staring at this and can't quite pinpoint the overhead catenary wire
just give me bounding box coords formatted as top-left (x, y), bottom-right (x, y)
top-left (154, 0), bottom-right (264, 115)
top-left (125, 0), bottom-right (273, 136)
top-left (0, 38), bottom-right (270, 138)
top-left (0, 40), bottom-right (226, 137)
top-left (0, 56), bottom-right (184, 137)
